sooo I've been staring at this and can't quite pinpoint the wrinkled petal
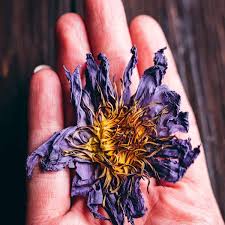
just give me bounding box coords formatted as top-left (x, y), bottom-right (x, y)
top-left (135, 47), bottom-right (167, 106)
top-left (148, 138), bottom-right (200, 182)
top-left (26, 131), bottom-right (59, 178)
top-left (121, 178), bottom-right (146, 225)
top-left (76, 161), bottom-right (94, 180)
top-left (71, 162), bottom-right (96, 196)
top-left (103, 177), bottom-right (145, 225)
top-left (85, 53), bottom-right (99, 110)
top-left (87, 182), bottom-right (109, 220)
top-left (71, 174), bottom-right (93, 196)
top-left (64, 66), bottom-right (87, 126)
top-left (150, 158), bottom-right (183, 182)
top-left (85, 53), bottom-right (98, 91)
top-left (122, 46), bottom-right (138, 105)
top-left (72, 163), bottom-right (108, 220)
top-left (85, 53), bottom-right (115, 111)
top-left (149, 85), bottom-right (180, 118)
top-left (26, 126), bottom-right (91, 178)
top-left (105, 194), bottom-right (124, 225)
top-left (144, 85), bottom-right (188, 137)
top-left (98, 53), bottom-right (115, 103)
top-left (167, 111), bottom-right (189, 134)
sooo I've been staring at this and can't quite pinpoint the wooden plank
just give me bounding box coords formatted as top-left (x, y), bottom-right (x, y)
top-left (0, 0), bottom-right (224, 223)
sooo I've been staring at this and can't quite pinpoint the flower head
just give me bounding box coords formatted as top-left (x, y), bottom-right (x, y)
top-left (27, 46), bottom-right (200, 225)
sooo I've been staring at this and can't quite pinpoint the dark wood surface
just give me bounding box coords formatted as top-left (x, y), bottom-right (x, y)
top-left (0, 0), bottom-right (224, 224)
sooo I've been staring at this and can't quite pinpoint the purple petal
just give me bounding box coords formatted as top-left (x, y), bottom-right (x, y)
top-left (150, 158), bottom-right (183, 182)
top-left (122, 46), bottom-right (138, 105)
top-left (71, 174), bottom-right (93, 196)
top-left (103, 177), bottom-right (145, 225)
top-left (26, 126), bottom-right (91, 178)
top-left (150, 85), bottom-right (180, 118)
top-left (85, 53), bottom-right (115, 111)
top-left (122, 178), bottom-right (146, 224)
top-left (134, 47), bottom-right (168, 106)
top-left (64, 66), bottom-right (86, 126)
top-left (87, 182), bottom-right (109, 220)
top-left (167, 111), bottom-right (189, 134)
top-left (76, 162), bottom-right (94, 181)
top-left (80, 90), bottom-right (95, 125)
top-left (71, 162), bottom-right (96, 197)
top-left (85, 53), bottom-right (98, 90)
top-left (85, 53), bottom-right (99, 111)
top-left (105, 193), bottom-right (124, 225)
top-left (148, 138), bottom-right (200, 182)
top-left (71, 164), bottom-right (108, 221)
top-left (26, 131), bottom-right (59, 178)
top-left (97, 53), bottom-right (115, 103)
top-left (143, 85), bottom-right (187, 137)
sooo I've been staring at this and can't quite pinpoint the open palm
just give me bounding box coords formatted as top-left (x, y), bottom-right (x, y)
top-left (27, 1), bottom-right (223, 224)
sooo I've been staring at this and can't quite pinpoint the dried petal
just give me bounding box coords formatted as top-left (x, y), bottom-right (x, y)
top-left (142, 85), bottom-right (189, 137)
top-left (98, 53), bottom-right (115, 103)
top-left (122, 46), bottom-right (138, 105)
top-left (121, 178), bottom-right (146, 224)
top-left (80, 90), bottom-right (95, 125)
top-left (85, 53), bottom-right (99, 110)
top-left (105, 194), bottom-right (124, 225)
top-left (135, 47), bottom-right (167, 106)
top-left (85, 52), bottom-right (115, 110)
top-left (87, 182), bottom-right (109, 220)
top-left (26, 126), bottom-right (91, 178)
top-left (148, 138), bottom-right (200, 182)
top-left (64, 66), bottom-right (86, 126)
top-left (167, 111), bottom-right (189, 134)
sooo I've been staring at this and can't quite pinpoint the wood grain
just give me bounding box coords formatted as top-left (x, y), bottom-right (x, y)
top-left (0, 0), bottom-right (224, 223)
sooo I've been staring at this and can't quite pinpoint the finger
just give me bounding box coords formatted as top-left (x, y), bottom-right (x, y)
top-left (129, 16), bottom-right (209, 182)
top-left (56, 13), bottom-right (90, 126)
top-left (85, 0), bottom-right (139, 93)
top-left (27, 67), bottom-right (70, 224)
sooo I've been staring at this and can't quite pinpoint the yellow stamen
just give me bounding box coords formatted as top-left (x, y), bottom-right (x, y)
top-left (64, 100), bottom-right (169, 193)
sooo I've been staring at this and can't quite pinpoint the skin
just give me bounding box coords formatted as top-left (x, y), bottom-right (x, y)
top-left (26, 0), bottom-right (224, 224)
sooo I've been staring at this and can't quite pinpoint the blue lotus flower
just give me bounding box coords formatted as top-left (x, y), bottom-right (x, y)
top-left (27, 46), bottom-right (200, 225)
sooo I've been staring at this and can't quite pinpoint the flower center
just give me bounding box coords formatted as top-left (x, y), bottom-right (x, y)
top-left (64, 101), bottom-right (170, 193)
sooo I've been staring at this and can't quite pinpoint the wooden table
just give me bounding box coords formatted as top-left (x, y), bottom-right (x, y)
top-left (0, 0), bottom-right (224, 224)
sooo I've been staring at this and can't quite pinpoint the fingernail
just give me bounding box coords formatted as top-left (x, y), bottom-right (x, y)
top-left (33, 65), bottom-right (51, 73)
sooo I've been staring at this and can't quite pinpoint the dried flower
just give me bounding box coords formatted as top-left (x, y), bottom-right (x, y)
top-left (26, 47), bottom-right (200, 225)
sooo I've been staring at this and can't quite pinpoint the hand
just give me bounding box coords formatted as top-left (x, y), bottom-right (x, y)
top-left (26, 0), bottom-right (224, 224)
